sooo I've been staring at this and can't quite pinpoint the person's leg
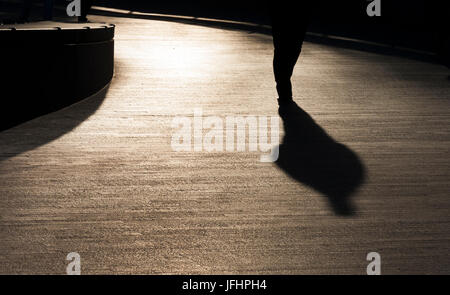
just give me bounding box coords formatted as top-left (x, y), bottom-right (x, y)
top-left (272, 25), bottom-right (307, 100)
top-left (78, 0), bottom-right (93, 22)
top-left (271, 3), bottom-right (310, 103)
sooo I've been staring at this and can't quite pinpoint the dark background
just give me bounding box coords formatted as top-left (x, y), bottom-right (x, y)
top-left (0, 0), bottom-right (448, 58)
top-left (95, 0), bottom-right (449, 54)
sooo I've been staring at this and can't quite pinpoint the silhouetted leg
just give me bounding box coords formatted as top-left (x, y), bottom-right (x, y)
top-left (78, 0), bottom-right (93, 23)
top-left (271, 5), bottom-right (310, 102)
top-left (272, 30), bottom-right (306, 99)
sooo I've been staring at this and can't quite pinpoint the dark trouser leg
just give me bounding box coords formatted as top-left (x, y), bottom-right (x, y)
top-left (79, 0), bottom-right (93, 21)
top-left (271, 9), bottom-right (309, 100)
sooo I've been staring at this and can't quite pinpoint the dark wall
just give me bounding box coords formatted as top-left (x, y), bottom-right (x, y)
top-left (93, 0), bottom-right (448, 55)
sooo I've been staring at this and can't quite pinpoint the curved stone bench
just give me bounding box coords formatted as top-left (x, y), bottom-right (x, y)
top-left (0, 21), bottom-right (115, 131)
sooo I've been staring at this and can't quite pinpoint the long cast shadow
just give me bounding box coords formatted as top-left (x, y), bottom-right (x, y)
top-left (276, 102), bottom-right (365, 216)
top-left (0, 84), bottom-right (109, 163)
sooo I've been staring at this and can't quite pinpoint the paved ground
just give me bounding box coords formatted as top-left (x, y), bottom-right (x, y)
top-left (0, 14), bottom-right (449, 274)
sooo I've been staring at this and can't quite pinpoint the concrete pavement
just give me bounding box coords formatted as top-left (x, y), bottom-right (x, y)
top-left (0, 15), bottom-right (449, 274)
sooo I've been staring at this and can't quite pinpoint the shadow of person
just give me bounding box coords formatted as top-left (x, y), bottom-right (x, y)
top-left (276, 101), bottom-right (365, 216)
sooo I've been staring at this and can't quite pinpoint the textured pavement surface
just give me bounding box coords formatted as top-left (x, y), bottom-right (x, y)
top-left (0, 14), bottom-right (449, 274)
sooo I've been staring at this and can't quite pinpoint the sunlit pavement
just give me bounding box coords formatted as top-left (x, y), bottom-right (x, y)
top-left (0, 15), bottom-right (449, 274)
